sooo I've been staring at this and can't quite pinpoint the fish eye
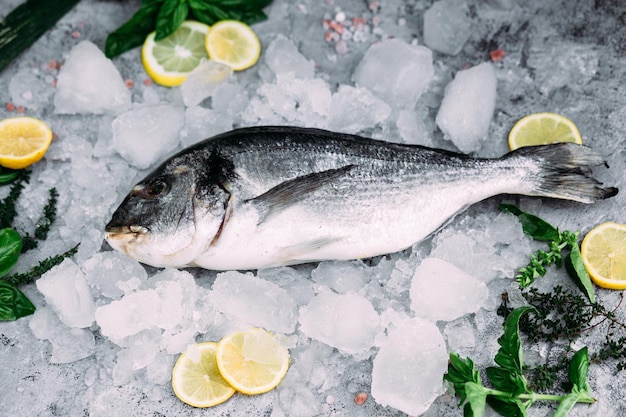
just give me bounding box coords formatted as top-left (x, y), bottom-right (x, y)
top-left (145, 179), bottom-right (168, 198)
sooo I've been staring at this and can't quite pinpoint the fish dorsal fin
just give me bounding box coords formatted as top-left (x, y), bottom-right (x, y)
top-left (248, 164), bottom-right (355, 224)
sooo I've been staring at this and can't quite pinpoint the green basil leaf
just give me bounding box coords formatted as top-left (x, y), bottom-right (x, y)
top-left (486, 396), bottom-right (527, 417)
top-left (494, 306), bottom-right (536, 378)
top-left (155, 0), bottom-right (189, 41)
top-left (0, 228), bottom-right (22, 278)
top-left (553, 392), bottom-right (581, 417)
top-left (105, 1), bottom-right (162, 58)
top-left (568, 346), bottom-right (590, 392)
top-left (444, 352), bottom-right (481, 403)
top-left (0, 280), bottom-right (35, 321)
top-left (0, 168), bottom-right (21, 185)
top-left (499, 204), bottom-right (560, 242)
top-left (189, 4), bottom-right (230, 24)
top-left (565, 244), bottom-right (595, 303)
top-left (463, 382), bottom-right (487, 417)
top-left (188, 0), bottom-right (271, 25)
top-left (485, 366), bottom-right (527, 397)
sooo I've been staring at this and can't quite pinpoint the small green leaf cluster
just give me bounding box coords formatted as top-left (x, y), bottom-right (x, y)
top-left (0, 170), bottom-right (77, 321)
top-left (445, 307), bottom-right (595, 417)
top-left (500, 204), bottom-right (594, 302)
top-left (105, 0), bottom-right (273, 58)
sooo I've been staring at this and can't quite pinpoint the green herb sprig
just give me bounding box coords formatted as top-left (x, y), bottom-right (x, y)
top-left (105, 0), bottom-right (273, 58)
top-left (0, 173), bottom-right (77, 321)
top-left (445, 307), bottom-right (596, 416)
top-left (500, 204), bottom-right (595, 302)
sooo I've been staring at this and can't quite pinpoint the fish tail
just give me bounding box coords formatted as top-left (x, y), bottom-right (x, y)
top-left (506, 143), bottom-right (618, 203)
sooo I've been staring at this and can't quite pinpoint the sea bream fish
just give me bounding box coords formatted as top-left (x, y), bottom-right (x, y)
top-left (105, 126), bottom-right (617, 270)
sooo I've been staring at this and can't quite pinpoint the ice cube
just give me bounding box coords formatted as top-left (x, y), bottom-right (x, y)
top-left (353, 38), bottom-right (434, 109)
top-left (298, 291), bottom-right (380, 355)
top-left (395, 106), bottom-right (435, 146)
top-left (54, 41), bottom-right (131, 114)
top-left (328, 85), bottom-right (391, 134)
top-left (209, 271), bottom-right (299, 334)
top-left (265, 34), bottom-right (315, 79)
top-left (257, 266), bottom-right (316, 306)
top-left (36, 258), bottom-right (96, 328)
top-left (95, 289), bottom-right (159, 345)
top-left (436, 62), bottom-right (497, 153)
top-left (82, 251), bottom-right (147, 300)
top-left (111, 104), bottom-right (184, 169)
top-left (310, 260), bottom-right (371, 294)
top-left (409, 257), bottom-right (489, 322)
top-left (180, 61), bottom-right (233, 107)
top-left (371, 315), bottom-right (448, 416)
top-left (180, 106), bottom-right (233, 148)
top-left (29, 308), bottom-right (95, 364)
top-left (211, 82), bottom-right (249, 121)
top-left (423, 0), bottom-right (471, 55)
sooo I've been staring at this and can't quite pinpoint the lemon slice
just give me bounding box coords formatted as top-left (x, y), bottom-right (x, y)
top-left (0, 117), bottom-right (53, 169)
top-left (216, 328), bottom-right (290, 395)
top-left (508, 112), bottom-right (583, 150)
top-left (171, 342), bottom-right (236, 408)
top-left (205, 20), bottom-right (261, 71)
top-left (581, 222), bottom-right (626, 290)
top-left (142, 20), bottom-right (211, 87)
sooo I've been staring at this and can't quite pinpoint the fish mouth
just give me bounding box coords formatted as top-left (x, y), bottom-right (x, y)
top-left (104, 225), bottom-right (149, 237)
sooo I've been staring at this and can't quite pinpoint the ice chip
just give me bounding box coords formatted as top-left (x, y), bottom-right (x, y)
top-left (353, 38), bottom-right (434, 109)
top-left (265, 34), bottom-right (315, 79)
top-left (310, 260), bottom-right (371, 293)
top-left (180, 106), bottom-right (233, 148)
top-left (29, 308), bottom-right (95, 364)
top-left (111, 104), bottom-right (185, 169)
top-left (82, 251), bottom-right (147, 300)
top-left (209, 271), bottom-right (299, 333)
top-left (95, 289), bottom-right (159, 345)
top-left (410, 257), bottom-right (489, 322)
top-left (371, 315), bottom-right (448, 415)
top-left (181, 61), bottom-right (233, 107)
top-left (54, 41), bottom-right (131, 114)
top-left (36, 258), bottom-right (96, 328)
top-left (436, 62), bottom-right (497, 153)
top-left (423, 0), bottom-right (471, 55)
top-left (299, 291), bottom-right (380, 355)
top-left (328, 85), bottom-right (391, 134)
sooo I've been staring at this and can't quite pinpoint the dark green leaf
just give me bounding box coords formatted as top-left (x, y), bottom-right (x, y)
top-left (189, 4), bottom-right (231, 24)
top-left (0, 228), bottom-right (22, 278)
top-left (444, 352), bottom-right (482, 403)
top-left (494, 306), bottom-right (536, 377)
top-left (105, 2), bottom-right (162, 58)
top-left (485, 366), bottom-right (527, 397)
top-left (0, 280), bottom-right (35, 321)
top-left (486, 396), bottom-right (527, 417)
top-left (568, 347), bottom-right (590, 392)
top-left (553, 392), bottom-right (581, 417)
top-left (188, 0), bottom-right (271, 25)
top-left (565, 244), bottom-right (595, 303)
top-left (0, 168), bottom-right (21, 185)
top-left (499, 204), bottom-right (560, 242)
top-left (464, 382), bottom-right (487, 417)
top-left (155, 0), bottom-right (189, 41)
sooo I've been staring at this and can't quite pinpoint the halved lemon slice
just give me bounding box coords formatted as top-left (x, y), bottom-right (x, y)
top-left (0, 117), bottom-right (53, 169)
top-left (142, 20), bottom-right (211, 87)
top-left (216, 328), bottom-right (290, 395)
top-left (581, 222), bottom-right (626, 290)
top-left (205, 20), bottom-right (261, 71)
top-left (171, 342), bottom-right (236, 408)
top-left (508, 112), bottom-right (583, 150)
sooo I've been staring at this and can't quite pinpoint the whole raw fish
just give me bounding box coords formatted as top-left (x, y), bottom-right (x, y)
top-left (105, 126), bottom-right (617, 270)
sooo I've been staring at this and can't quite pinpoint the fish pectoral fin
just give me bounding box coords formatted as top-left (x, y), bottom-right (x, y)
top-left (278, 237), bottom-right (341, 264)
top-left (247, 165), bottom-right (355, 224)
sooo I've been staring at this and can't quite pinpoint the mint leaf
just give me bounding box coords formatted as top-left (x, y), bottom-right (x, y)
top-left (494, 306), bottom-right (536, 377)
top-left (155, 0), bottom-right (189, 40)
top-left (499, 204), bottom-right (560, 242)
top-left (553, 392), bottom-right (581, 417)
top-left (0, 228), bottom-right (22, 278)
top-left (486, 396), bottom-right (527, 417)
top-left (0, 280), bottom-right (35, 321)
top-left (105, 1), bottom-right (162, 58)
top-left (464, 382), bottom-right (487, 417)
top-left (565, 243), bottom-right (595, 303)
top-left (444, 352), bottom-right (481, 404)
top-left (568, 347), bottom-right (590, 392)
top-left (485, 366), bottom-right (528, 397)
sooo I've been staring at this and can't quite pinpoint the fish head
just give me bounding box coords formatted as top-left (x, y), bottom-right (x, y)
top-left (104, 158), bottom-right (230, 268)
